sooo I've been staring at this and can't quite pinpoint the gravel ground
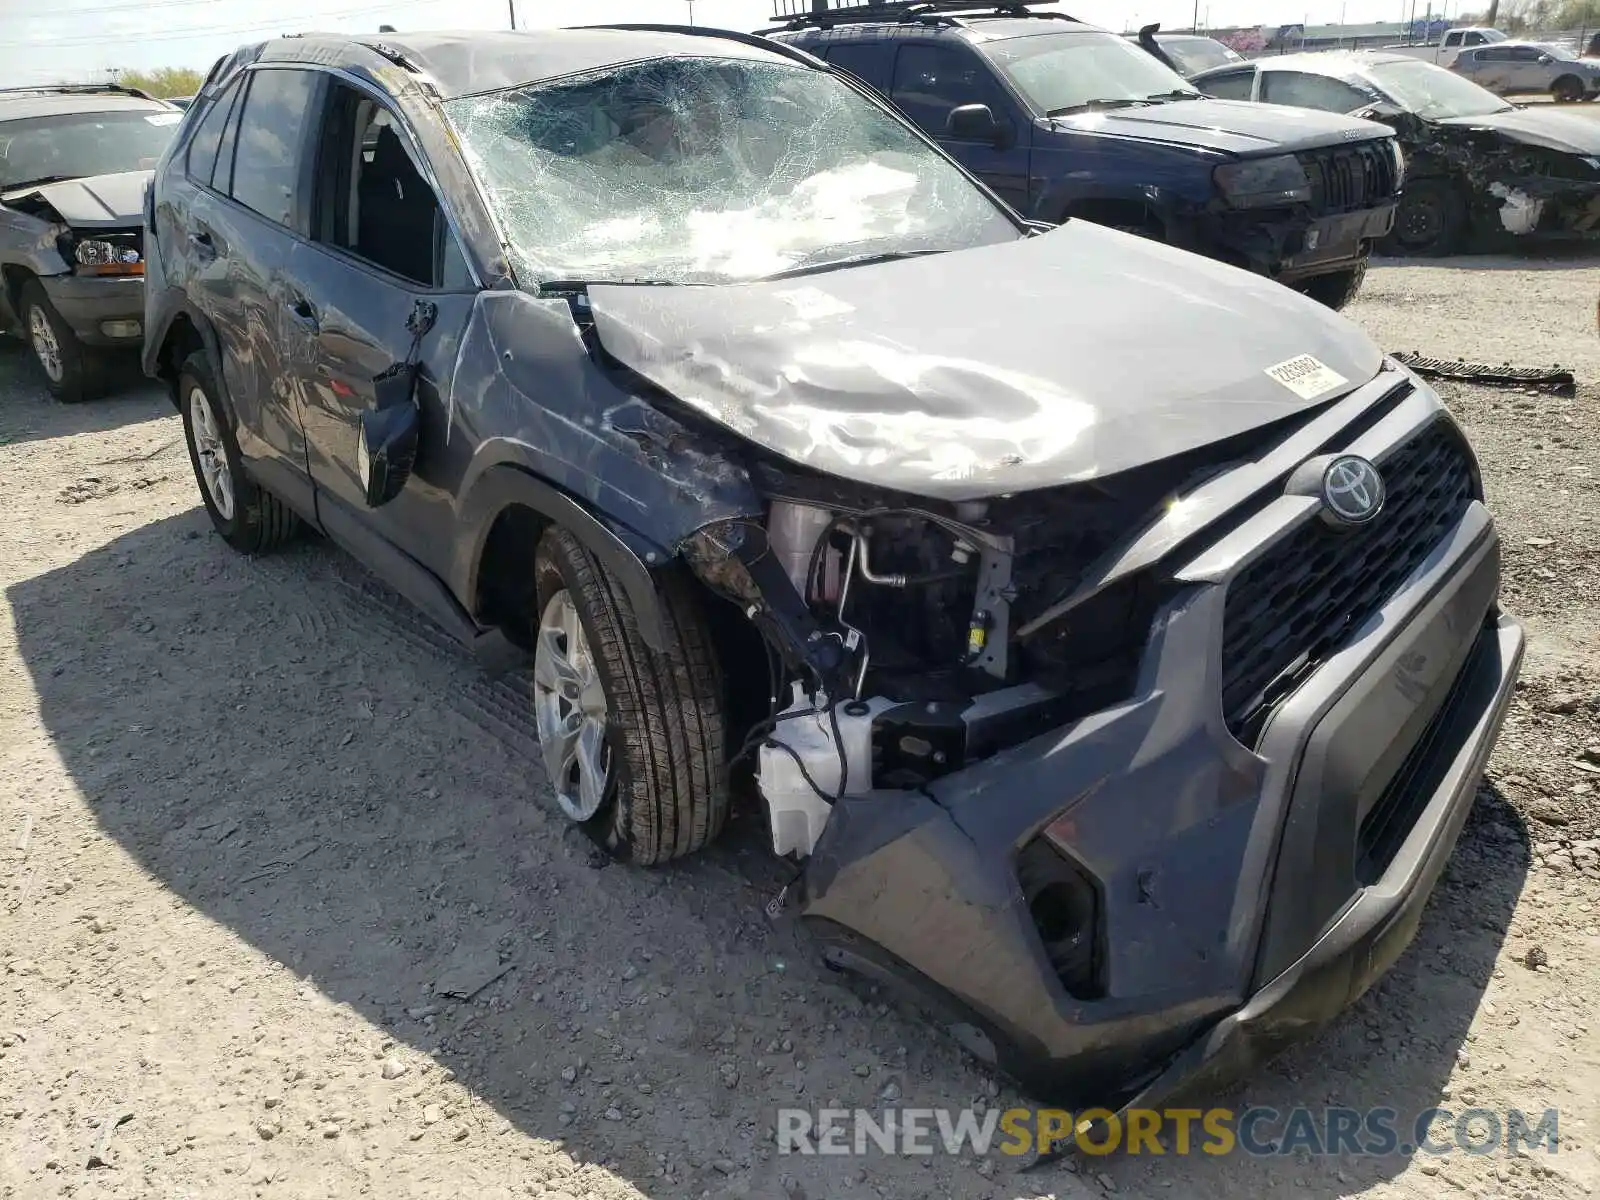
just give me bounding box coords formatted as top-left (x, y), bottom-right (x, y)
top-left (2, 258), bottom-right (1599, 1200)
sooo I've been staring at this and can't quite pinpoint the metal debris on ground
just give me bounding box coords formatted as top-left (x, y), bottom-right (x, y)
top-left (1392, 352), bottom-right (1577, 396)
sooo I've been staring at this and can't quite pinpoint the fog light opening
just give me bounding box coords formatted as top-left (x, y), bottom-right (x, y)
top-left (100, 320), bottom-right (142, 339)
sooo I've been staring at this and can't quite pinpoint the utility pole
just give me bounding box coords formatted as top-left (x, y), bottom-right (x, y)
top-left (508, 0), bottom-right (516, 30)
top-left (1192, 0), bottom-right (1199, 33)
top-left (687, 1), bottom-right (696, 24)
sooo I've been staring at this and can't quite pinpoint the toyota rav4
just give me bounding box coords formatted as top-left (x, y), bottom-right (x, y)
top-left (143, 25), bottom-right (1523, 1114)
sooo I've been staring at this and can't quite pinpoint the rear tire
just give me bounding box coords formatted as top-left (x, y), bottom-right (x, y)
top-left (1298, 262), bottom-right (1367, 311)
top-left (20, 280), bottom-right (104, 404)
top-left (1383, 179), bottom-right (1467, 257)
top-left (177, 350), bottom-right (298, 554)
top-left (1552, 75), bottom-right (1584, 103)
top-left (531, 527), bottom-right (727, 865)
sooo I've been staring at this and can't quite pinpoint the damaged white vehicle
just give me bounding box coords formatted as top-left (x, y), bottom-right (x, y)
top-left (145, 27), bottom-right (1524, 1112)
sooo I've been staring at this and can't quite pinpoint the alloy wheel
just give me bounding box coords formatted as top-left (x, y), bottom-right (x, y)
top-left (533, 588), bottom-right (612, 821)
top-left (188, 385), bottom-right (236, 521)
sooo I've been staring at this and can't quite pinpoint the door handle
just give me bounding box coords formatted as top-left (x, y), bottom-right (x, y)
top-left (187, 227), bottom-right (215, 258)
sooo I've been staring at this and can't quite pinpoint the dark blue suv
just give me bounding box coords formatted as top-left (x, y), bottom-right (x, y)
top-left (772, 0), bottom-right (1403, 309)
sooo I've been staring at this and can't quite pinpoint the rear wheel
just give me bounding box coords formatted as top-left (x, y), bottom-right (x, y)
top-left (1297, 263), bottom-right (1367, 311)
top-left (1383, 179), bottom-right (1467, 257)
top-left (1551, 75), bottom-right (1584, 103)
top-left (531, 527), bottom-right (727, 865)
top-left (20, 280), bottom-right (103, 404)
top-left (177, 350), bottom-right (298, 554)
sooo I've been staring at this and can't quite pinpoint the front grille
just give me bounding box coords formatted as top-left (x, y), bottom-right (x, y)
top-left (1298, 140), bottom-right (1399, 215)
top-left (1220, 419), bottom-right (1476, 741)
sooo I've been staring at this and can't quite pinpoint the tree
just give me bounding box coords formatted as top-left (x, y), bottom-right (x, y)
top-left (118, 67), bottom-right (204, 98)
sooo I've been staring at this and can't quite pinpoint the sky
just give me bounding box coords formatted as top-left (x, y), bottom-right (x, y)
top-left (0, 0), bottom-right (1466, 88)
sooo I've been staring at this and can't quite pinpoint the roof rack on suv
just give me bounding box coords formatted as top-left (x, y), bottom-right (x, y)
top-left (768, 0), bottom-right (1074, 31)
top-left (0, 83), bottom-right (158, 102)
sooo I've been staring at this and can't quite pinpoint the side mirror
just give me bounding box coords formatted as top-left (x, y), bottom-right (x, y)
top-left (358, 362), bottom-right (421, 507)
top-left (1537, 53), bottom-right (1552, 63)
top-left (947, 103), bottom-right (1006, 145)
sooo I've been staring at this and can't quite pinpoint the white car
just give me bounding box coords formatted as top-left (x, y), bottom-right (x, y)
top-left (1451, 41), bottom-right (1600, 102)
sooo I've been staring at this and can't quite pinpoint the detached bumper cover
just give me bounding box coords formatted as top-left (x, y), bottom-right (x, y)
top-left (40, 273), bottom-right (144, 345)
top-left (799, 383), bottom-right (1522, 1108)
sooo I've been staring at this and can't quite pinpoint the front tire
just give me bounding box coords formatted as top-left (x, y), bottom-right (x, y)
top-left (1383, 179), bottom-right (1467, 257)
top-left (1297, 262), bottom-right (1367, 311)
top-left (20, 280), bottom-right (103, 404)
top-left (177, 350), bottom-right (298, 554)
top-left (531, 527), bottom-right (727, 865)
top-left (1552, 75), bottom-right (1584, 103)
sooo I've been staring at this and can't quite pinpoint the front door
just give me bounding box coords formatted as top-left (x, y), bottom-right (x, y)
top-left (889, 42), bottom-right (1031, 211)
top-left (285, 81), bottom-right (477, 579)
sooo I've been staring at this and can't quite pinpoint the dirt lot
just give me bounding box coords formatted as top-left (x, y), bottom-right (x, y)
top-left (2, 256), bottom-right (1599, 1200)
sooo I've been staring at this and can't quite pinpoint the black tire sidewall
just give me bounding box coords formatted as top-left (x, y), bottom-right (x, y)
top-left (1389, 180), bottom-right (1465, 256)
top-left (533, 534), bottom-right (629, 854)
top-left (177, 352), bottom-right (257, 551)
top-left (1552, 76), bottom-right (1582, 102)
top-left (19, 282), bottom-right (91, 403)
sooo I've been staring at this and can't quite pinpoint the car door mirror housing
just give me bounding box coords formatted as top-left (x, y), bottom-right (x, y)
top-left (358, 361), bottom-right (421, 507)
top-left (1537, 54), bottom-right (1552, 63)
top-left (947, 103), bottom-right (1006, 145)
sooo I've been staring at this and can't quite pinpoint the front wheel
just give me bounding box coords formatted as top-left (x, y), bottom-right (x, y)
top-left (531, 527), bottom-right (727, 865)
top-left (1383, 179), bottom-right (1468, 257)
top-left (1551, 75), bottom-right (1584, 103)
top-left (1297, 263), bottom-right (1367, 312)
top-left (20, 280), bottom-right (103, 403)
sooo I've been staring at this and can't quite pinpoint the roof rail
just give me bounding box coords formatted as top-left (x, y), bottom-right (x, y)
top-left (768, 0), bottom-right (1072, 31)
top-left (0, 82), bottom-right (158, 101)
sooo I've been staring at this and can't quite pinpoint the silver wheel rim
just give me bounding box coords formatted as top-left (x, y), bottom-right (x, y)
top-left (533, 589), bottom-right (611, 822)
top-left (28, 306), bottom-right (63, 383)
top-left (188, 385), bottom-right (236, 521)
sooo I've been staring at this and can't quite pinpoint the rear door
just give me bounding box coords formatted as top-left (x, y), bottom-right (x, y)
top-left (174, 66), bottom-right (325, 513)
top-left (284, 77), bottom-right (477, 578)
top-left (888, 41), bottom-right (1031, 210)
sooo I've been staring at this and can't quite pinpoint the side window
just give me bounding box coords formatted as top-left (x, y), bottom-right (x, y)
top-left (311, 81), bottom-right (455, 289)
top-left (823, 43), bottom-right (891, 92)
top-left (211, 78), bottom-right (245, 194)
top-left (185, 78), bottom-right (241, 183)
top-left (1197, 68), bottom-right (1256, 99)
top-left (231, 68), bottom-right (321, 228)
top-left (1260, 71), bottom-right (1371, 113)
top-left (891, 44), bottom-right (1008, 136)
top-left (1508, 46), bottom-right (1543, 61)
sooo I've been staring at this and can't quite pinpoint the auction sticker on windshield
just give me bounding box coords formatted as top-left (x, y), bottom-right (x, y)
top-left (1266, 354), bottom-right (1347, 400)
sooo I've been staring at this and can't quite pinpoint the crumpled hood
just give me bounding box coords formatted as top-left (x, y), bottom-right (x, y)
top-left (1, 169), bottom-right (150, 228)
top-left (1050, 98), bottom-right (1394, 157)
top-left (588, 223), bottom-right (1384, 502)
top-left (1437, 106), bottom-right (1600, 156)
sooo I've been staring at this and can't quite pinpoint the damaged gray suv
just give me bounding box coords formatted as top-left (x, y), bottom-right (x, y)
top-left (144, 27), bottom-right (1524, 1113)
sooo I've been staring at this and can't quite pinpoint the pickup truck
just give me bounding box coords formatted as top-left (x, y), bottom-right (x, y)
top-left (1385, 26), bottom-right (1506, 66)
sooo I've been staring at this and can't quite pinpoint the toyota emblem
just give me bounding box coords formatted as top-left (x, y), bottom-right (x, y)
top-left (1321, 455), bottom-right (1385, 526)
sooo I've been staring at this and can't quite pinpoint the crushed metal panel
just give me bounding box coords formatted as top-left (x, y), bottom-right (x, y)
top-left (587, 223), bottom-right (1384, 500)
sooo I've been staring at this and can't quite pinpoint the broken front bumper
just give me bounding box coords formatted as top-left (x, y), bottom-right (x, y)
top-left (798, 384), bottom-right (1522, 1107)
top-left (41, 273), bottom-right (145, 346)
top-left (1180, 201), bottom-right (1397, 283)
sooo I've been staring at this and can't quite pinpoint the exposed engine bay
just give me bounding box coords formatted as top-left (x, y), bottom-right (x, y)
top-left (688, 457), bottom-right (1245, 859)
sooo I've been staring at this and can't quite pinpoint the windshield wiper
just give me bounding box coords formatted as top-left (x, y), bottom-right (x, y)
top-left (537, 278), bottom-right (680, 295)
top-left (1047, 98), bottom-right (1154, 116)
top-left (1145, 90), bottom-right (1203, 102)
top-left (762, 249), bottom-right (949, 281)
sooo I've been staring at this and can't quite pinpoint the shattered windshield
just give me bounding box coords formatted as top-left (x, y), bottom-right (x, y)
top-left (0, 109), bottom-right (181, 191)
top-left (985, 31), bottom-right (1201, 115)
top-left (444, 57), bottom-right (1020, 287)
top-left (1367, 59), bottom-right (1514, 118)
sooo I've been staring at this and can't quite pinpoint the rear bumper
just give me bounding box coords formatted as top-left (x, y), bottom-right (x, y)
top-left (40, 273), bottom-right (145, 346)
top-left (798, 380), bottom-right (1521, 1107)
